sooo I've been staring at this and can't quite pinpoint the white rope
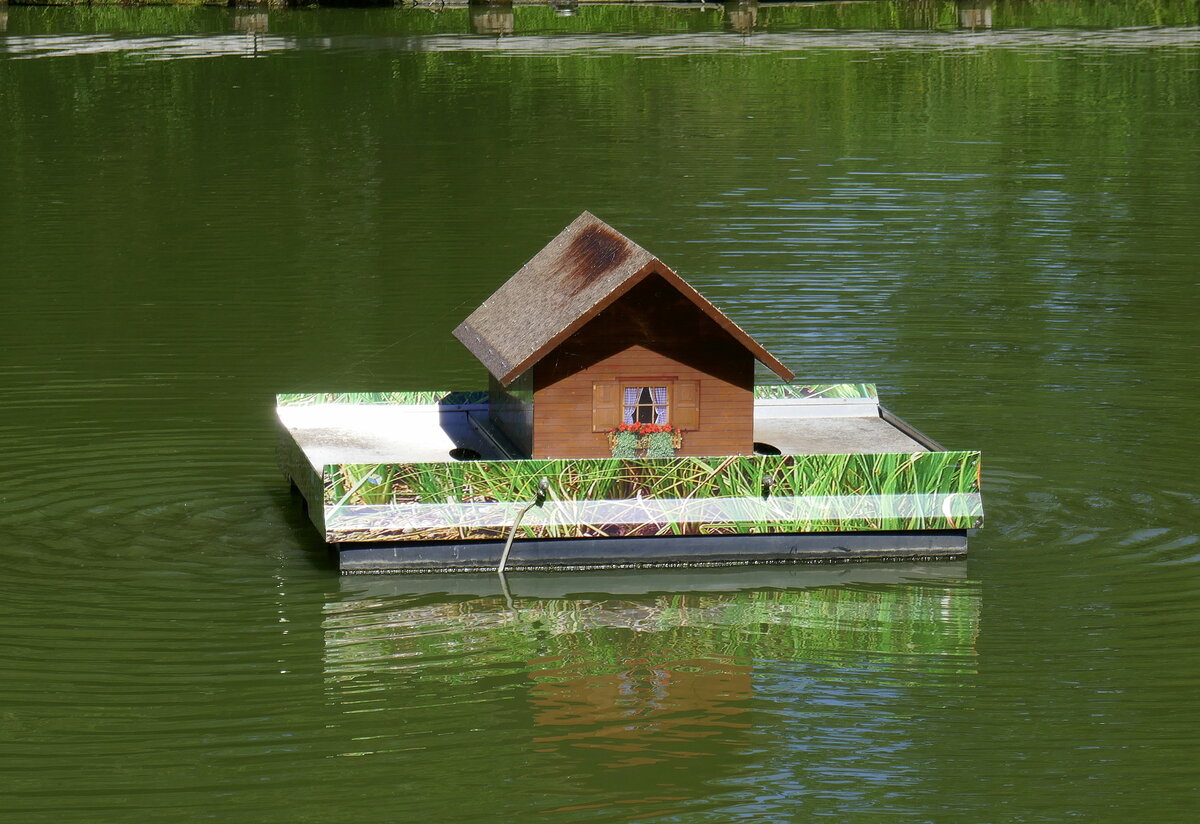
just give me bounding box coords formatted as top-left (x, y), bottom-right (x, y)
top-left (497, 477), bottom-right (549, 574)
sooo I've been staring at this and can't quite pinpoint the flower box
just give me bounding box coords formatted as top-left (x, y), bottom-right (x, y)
top-left (606, 424), bottom-right (683, 458)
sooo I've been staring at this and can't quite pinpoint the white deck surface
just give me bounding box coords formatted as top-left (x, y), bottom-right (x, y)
top-left (278, 404), bottom-right (497, 467)
top-left (278, 399), bottom-right (930, 467)
top-left (756, 415), bottom-right (927, 455)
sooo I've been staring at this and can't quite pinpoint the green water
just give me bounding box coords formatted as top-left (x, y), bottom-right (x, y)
top-left (2, 2), bottom-right (1198, 820)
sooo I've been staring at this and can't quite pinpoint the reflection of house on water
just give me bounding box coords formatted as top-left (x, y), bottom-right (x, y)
top-left (957, 0), bottom-right (993, 30)
top-left (471, 3), bottom-right (515, 37)
top-left (321, 565), bottom-right (979, 776)
top-left (529, 651), bottom-right (752, 768)
top-left (724, 2), bottom-right (759, 34)
top-left (234, 11), bottom-right (270, 36)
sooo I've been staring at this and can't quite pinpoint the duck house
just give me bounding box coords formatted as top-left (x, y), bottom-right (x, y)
top-left (454, 212), bottom-right (795, 459)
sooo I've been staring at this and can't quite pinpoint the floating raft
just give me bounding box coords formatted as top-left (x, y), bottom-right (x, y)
top-left (276, 384), bottom-right (983, 573)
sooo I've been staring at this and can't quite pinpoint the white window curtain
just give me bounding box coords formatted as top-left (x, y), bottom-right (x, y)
top-left (623, 387), bottom-right (640, 424)
top-left (652, 387), bottom-right (668, 424)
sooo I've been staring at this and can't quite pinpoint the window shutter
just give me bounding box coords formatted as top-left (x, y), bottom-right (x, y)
top-left (592, 381), bottom-right (620, 432)
top-left (674, 380), bottom-right (699, 430)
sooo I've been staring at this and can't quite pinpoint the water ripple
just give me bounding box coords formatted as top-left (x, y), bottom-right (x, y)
top-left (4, 27), bottom-right (1199, 62)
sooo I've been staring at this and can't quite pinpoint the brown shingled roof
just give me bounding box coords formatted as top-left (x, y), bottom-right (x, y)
top-left (453, 211), bottom-right (795, 386)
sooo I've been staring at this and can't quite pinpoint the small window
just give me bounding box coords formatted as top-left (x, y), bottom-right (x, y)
top-left (593, 379), bottom-right (698, 432)
top-left (624, 385), bottom-right (668, 425)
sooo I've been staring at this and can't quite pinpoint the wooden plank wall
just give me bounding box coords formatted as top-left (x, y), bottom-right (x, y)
top-left (530, 275), bottom-right (756, 459)
top-left (533, 345), bottom-right (753, 458)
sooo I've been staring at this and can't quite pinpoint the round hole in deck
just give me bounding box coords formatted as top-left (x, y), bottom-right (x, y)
top-left (450, 447), bottom-right (482, 461)
top-left (753, 442), bottom-right (781, 456)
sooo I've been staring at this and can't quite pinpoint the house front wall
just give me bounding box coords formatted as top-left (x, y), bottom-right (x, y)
top-left (529, 274), bottom-right (756, 459)
top-left (532, 346), bottom-right (753, 458)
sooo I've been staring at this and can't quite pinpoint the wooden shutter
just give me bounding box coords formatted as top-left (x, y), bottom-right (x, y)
top-left (674, 380), bottom-right (699, 430)
top-left (592, 381), bottom-right (620, 432)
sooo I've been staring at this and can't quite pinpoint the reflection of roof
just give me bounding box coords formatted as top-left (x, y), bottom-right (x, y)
top-left (453, 211), bottom-right (795, 386)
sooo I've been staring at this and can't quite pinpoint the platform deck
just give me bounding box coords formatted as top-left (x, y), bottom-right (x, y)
top-left (277, 399), bottom-right (929, 467)
top-left (275, 388), bottom-right (979, 572)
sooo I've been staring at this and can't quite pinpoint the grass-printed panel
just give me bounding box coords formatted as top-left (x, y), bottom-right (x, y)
top-left (277, 391), bottom-right (488, 407)
top-left (280, 385), bottom-right (873, 408)
top-left (754, 383), bottom-right (877, 400)
top-left (322, 452), bottom-right (982, 543)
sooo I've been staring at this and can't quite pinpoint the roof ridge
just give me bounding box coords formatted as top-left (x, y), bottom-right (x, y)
top-left (453, 212), bottom-right (793, 384)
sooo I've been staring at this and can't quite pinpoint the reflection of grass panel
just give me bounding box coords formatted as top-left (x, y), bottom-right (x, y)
top-left (323, 583), bottom-right (981, 682)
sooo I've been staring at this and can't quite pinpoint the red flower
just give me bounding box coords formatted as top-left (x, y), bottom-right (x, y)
top-left (609, 423), bottom-right (678, 436)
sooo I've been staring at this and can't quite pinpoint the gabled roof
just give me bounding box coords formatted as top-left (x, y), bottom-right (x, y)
top-left (453, 211), bottom-right (795, 386)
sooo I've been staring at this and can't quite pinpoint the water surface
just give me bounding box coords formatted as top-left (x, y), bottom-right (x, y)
top-left (2, 2), bottom-right (1198, 820)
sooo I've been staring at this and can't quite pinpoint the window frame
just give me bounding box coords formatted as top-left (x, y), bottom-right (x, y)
top-left (592, 377), bottom-right (699, 433)
top-left (622, 382), bottom-right (671, 426)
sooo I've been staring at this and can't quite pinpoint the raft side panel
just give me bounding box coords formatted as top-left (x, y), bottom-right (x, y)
top-left (275, 417), bottom-right (326, 538)
top-left (338, 560), bottom-right (970, 597)
top-left (274, 386), bottom-right (983, 569)
top-left (336, 531), bottom-right (969, 573)
top-left (322, 484), bottom-right (984, 544)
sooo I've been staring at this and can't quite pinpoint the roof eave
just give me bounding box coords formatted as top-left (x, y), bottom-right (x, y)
top-left (650, 266), bottom-right (796, 382)
top-left (491, 260), bottom-right (663, 385)
top-left (493, 260), bottom-right (795, 385)
top-left (453, 320), bottom-right (516, 383)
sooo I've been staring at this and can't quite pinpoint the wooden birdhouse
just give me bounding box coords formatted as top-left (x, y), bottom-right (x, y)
top-left (453, 212), bottom-right (795, 459)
